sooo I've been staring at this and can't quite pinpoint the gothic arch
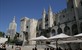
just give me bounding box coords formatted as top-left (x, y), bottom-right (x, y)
top-left (72, 24), bottom-right (78, 35)
top-left (25, 32), bottom-right (28, 41)
top-left (51, 29), bottom-right (56, 36)
top-left (64, 26), bottom-right (70, 35)
top-left (57, 27), bottom-right (62, 34)
top-left (40, 31), bottom-right (43, 36)
top-left (80, 22), bottom-right (82, 33)
top-left (36, 32), bottom-right (39, 37)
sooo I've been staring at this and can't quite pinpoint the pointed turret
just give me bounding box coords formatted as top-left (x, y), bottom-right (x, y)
top-left (9, 16), bottom-right (17, 30)
top-left (43, 8), bottom-right (46, 14)
top-left (13, 16), bottom-right (15, 22)
top-left (48, 5), bottom-right (53, 16)
top-left (42, 8), bottom-right (46, 18)
top-left (48, 5), bottom-right (52, 12)
top-left (48, 5), bottom-right (53, 27)
top-left (7, 16), bottom-right (17, 40)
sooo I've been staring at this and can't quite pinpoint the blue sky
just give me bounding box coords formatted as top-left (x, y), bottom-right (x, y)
top-left (0, 0), bottom-right (67, 33)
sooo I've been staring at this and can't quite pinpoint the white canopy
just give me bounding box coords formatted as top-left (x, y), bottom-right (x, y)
top-left (0, 37), bottom-right (8, 43)
top-left (48, 33), bottom-right (71, 48)
top-left (29, 36), bottom-right (47, 41)
top-left (74, 33), bottom-right (82, 37)
top-left (48, 45), bottom-right (56, 48)
top-left (58, 39), bottom-right (82, 44)
top-left (48, 33), bottom-right (71, 40)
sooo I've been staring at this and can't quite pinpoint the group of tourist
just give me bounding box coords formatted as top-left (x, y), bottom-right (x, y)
top-left (45, 48), bottom-right (55, 50)
top-left (0, 43), bottom-right (6, 50)
top-left (45, 47), bottom-right (62, 50)
top-left (32, 47), bottom-right (37, 50)
top-left (32, 47), bottom-right (63, 50)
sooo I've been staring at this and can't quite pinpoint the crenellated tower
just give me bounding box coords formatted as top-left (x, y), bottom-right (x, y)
top-left (9, 16), bottom-right (17, 30)
top-left (7, 16), bottom-right (17, 39)
top-left (48, 6), bottom-right (54, 28)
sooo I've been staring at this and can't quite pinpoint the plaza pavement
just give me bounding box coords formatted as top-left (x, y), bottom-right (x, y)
top-left (6, 45), bottom-right (46, 50)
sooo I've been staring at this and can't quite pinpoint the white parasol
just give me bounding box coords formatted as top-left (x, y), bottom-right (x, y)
top-left (74, 33), bottom-right (82, 37)
top-left (0, 37), bottom-right (8, 43)
top-left (73, 33), bottom-right (82, 39)
top-left (48, 33), bottom-right (71, 48)
top-left (29, 36), bottom-right (47, 41)
top-left (58, 39), bottom-right (82, 44)
top-left (49, 33), bottom-right (71, 39)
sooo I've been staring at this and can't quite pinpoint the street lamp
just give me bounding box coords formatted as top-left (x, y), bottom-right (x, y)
top-left (22, 31), bottom-right (26, 46)
top-left (22, 31), bottom-right (28, 46)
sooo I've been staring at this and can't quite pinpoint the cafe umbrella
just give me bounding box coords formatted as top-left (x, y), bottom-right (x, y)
top-left (74, 33), bottom-right (82, 37)
top-left (0, 37), bottom-right (8, 43)
top-left (29, 36), bottom-right (47, 41)
top-left (29, 35), bottom-right (48, 45)
top-left (48, 33), bottom-right (71, 48)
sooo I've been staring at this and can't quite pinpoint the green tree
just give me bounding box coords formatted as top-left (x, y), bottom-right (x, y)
top-left (16, 32), bottom-right (20, 37)
top-left (0, 31), bottom-right (5, 37)
top-left (8, 36), bottom-right (10, 43)
top-left (13, 32), bottom-right (20, 43)
top-left (7, 32), bottom-right (20, 44)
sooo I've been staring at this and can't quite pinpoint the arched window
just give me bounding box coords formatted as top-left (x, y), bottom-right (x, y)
top-left (54, 21), bottom-right (56, 26)
top-left (64, 26), bottom-right (70, 35)
top-left (36, 33), bottom-right (39, 37)
top-left (40, 31), bottom-right (43, 36)
top-left (25, 32), bottom-right (28, 41)
top-left (80, 23), bottom-right (82, 33)
top-left (72, 24), bottom-right (78, 35)
top-left (57, 27), bottom-right (62, 34)
top-left (51, 29), bottom-right (56, 36)
top-left (80, 1), bottom-right (82, 6)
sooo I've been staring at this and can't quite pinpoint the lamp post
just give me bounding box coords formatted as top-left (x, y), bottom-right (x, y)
top-left (22, 31), bottom-right (28, 46)
top-left (22, 31), bottom-right (26, 46)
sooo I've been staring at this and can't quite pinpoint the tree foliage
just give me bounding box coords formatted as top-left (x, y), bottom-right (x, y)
top-left (0, 31), bottom-right (5, 37)
top-left (7, 32), bottom-right (20, 44)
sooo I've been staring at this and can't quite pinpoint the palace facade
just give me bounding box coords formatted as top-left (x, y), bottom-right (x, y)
top-left (20, 0), bottom-right (82, 45)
